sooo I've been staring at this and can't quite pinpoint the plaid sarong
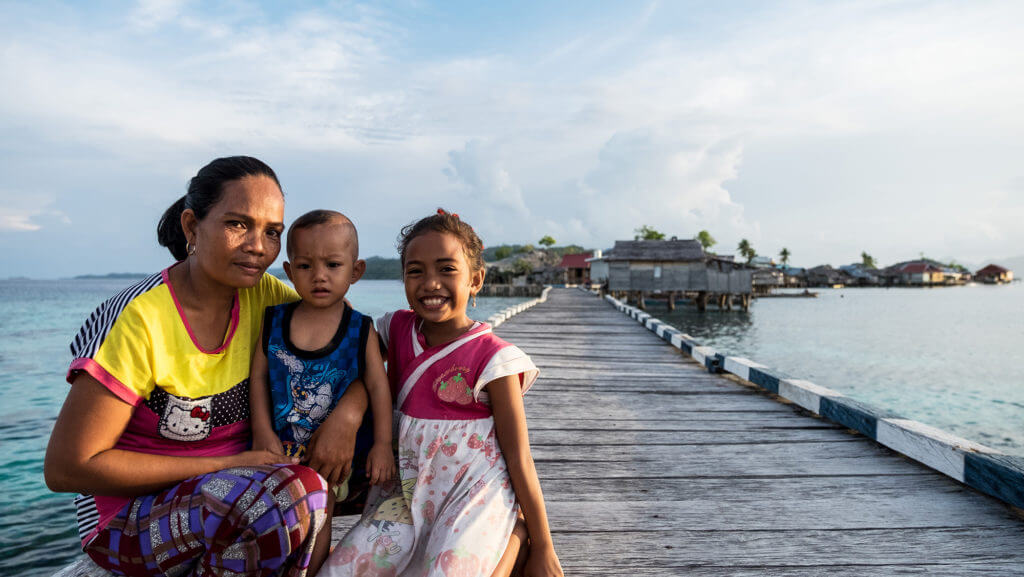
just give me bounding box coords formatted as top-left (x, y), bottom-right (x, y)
top-left (84, 464), bottom-right (327, 577)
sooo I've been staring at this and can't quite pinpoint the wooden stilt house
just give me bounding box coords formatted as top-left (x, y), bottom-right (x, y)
top-left (604, 239), bottom-right (753, 311)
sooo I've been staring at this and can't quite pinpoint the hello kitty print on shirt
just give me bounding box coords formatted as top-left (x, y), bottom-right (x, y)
top-left (159, 396), bottom-right (213, 441)
top-left (144, 381), bottom-right (250, 443)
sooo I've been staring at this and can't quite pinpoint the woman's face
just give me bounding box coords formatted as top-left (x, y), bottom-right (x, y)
top-left (183, 174), bottom-right (285, 290)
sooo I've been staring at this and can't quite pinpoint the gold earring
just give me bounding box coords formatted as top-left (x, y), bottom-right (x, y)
top-left (472, 294), bottom-right (477, 308)
top-left (186, 240), bottom-right (197, 256)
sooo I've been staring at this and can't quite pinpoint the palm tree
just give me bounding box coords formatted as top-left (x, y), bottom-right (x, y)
top-left (779, 247), bottom-right (790, 266)
top-left (696, 230), bottom-right (716, 252)
top-left (737, 239), bottom-right (756, 263)
top-left (861, 251), bottom-right (877, 269)
top-left (634, 225), bottom-right (666, 240)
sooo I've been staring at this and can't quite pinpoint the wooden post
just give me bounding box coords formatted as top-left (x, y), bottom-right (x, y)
top-left (696, 291), bottom-right (707, 312)
top-left (638, 291), bottom-right (647, 310)
top-left (725, 294), bottom-right (733, 311)
top-left (667, 291), bottom-right (676, 311)
top-left (741, 294), bottom-right (751, 311)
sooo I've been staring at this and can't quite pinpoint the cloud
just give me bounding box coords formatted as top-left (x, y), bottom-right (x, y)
top-left (444, 140), bottom-right (529, 216)
top-left (0, 192), bottom-right (69, 232)
top-left (575, 127), bottom-right (753, 244)
top-left (130, 0), bottom-right (189, 30)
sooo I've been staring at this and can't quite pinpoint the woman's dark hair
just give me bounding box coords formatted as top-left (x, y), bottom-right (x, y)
top-left (398, 209), bottom-right (485, 272)
top-left (157, 156), bottom-right (282, 260)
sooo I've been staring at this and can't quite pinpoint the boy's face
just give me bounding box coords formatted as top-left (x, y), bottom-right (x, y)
top-left (284, 222), bottom-right (364, 308)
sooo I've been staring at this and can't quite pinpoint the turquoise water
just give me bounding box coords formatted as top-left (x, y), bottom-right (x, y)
top-left (646, 283), bottom-right (1024, 454)
top-left (0, 277), bottom-right (528, 577)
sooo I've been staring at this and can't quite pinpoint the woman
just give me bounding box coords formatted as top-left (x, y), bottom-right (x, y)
top-left (44, 156), bottom-right (368, 577)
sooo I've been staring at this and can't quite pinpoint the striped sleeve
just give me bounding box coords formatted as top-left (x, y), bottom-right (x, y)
top-left (73, 494), bottom-right (99, 544)
top-left (67, 272), bottom-right (163, 405)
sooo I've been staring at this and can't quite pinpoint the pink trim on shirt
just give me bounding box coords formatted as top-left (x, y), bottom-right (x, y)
top-left (162, 267), bottom-right (240, 354)
top-left (68, 358), bottom-right (143, 406)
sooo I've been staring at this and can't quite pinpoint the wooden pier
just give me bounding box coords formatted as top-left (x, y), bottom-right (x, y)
top-left (494, 288), bottom-right (1024, 576)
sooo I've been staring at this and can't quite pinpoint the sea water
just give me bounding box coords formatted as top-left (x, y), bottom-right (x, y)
top-left (647, 283), bottom-right (1024, 455)
top-left (0, 277), bottom-right (528, 577)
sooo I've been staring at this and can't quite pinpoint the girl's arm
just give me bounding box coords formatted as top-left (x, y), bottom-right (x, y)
top-left (249, 333), bottom-right (285, 455)
top-left (44, 374), bottom-right (295, 496)
top-left (489, 374), bottom-right (564, 577)
top-left (362, 326), bottom-right (395, 483)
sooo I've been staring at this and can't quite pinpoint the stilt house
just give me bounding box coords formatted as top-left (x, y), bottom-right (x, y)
top-left (604, 239), bottom-right (752, 295)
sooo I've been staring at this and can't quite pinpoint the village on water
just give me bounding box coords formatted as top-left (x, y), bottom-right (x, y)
top-left (477, 227), bottom-right (1016, 311)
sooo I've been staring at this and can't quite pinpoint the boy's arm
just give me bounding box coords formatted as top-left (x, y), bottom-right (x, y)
top-left (363, 326), bottom-right (393, 447)
top-left (248, 334), bottom-right (284, 455)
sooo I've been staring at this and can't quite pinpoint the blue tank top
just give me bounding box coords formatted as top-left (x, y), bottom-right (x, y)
top-left (262, 302), bottom-right (371, 452)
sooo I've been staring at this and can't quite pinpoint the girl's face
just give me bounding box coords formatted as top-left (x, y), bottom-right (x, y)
top-left (182, 175), bottom-right (285, 290)
top-left (403, 230), bottom-right (484, 329)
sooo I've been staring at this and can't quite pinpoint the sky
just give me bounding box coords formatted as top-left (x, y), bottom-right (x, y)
top-left (2, 0), bottom-right (1023, 278)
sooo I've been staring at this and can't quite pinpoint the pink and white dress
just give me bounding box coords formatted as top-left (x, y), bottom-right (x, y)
top-left (323, 309), bottom-right (538, 577)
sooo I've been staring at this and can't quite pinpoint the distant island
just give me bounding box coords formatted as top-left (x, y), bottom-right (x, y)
top-left (73, 272), bottom-right (149, 279)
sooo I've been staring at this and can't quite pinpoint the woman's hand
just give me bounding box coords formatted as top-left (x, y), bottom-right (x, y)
top-left (228, 449), bottom-right (298, 469)
top-left (366, 442), bottom-right (396, 485)
top-left (523, 543), bottom-right (564, 577)
top-left (251, 428), bottom-right (287, 457)
top-left (305, 421), bottom-right (353, 487)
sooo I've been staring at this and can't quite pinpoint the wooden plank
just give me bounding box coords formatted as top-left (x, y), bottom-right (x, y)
top-left (526, 416), bottom-right (842, 431)
top-left (550, 527), bottom-right (1024, 566)
top-left (529, 427), bottom-right (857, 445)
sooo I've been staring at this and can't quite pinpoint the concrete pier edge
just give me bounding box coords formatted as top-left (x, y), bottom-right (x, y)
top-left (486, 285), bottom-right (552, 328)
top-left (598, 288), bottom-right (1024, 511)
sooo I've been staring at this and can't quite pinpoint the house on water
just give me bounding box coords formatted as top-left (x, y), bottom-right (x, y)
top-left (604, 239), bottom-right (753, 311)
top-left (557, 252), bottom-right (592, 285)
top-left (975, 264), bottom-right (1013, 284)
top-left (585, 250), bottom-right (608, 285)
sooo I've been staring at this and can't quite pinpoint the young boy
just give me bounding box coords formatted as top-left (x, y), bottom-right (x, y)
top-left (249, 209), bottom-right (394, 574)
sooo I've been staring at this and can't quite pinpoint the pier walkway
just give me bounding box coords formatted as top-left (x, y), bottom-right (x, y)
top-left (495, 288), bottom-right (1024, 576)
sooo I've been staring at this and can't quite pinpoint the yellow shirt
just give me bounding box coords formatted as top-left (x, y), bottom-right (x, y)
top-left (67, 266), bottom-right (298, 543)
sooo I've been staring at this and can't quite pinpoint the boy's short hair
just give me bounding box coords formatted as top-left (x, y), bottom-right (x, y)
top-left (287, 209), bottom-right (359, 260)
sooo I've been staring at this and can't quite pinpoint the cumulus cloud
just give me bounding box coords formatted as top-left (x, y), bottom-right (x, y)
top-left (575, 127), bottom-right (754, 245)
top-left (444, 140), bottom-right (529, 216)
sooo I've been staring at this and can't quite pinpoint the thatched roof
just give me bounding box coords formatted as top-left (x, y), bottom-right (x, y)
top-left (603, 239), bottom-right (705, 262)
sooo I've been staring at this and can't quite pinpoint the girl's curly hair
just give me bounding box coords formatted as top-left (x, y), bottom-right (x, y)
top-left (398, 209), bottom-right (485, 272)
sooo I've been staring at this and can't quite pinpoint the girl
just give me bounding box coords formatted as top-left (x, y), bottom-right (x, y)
top-left (322, 210), bottom-right (563, 577)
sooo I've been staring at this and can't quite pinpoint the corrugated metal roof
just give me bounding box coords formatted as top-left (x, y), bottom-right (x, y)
top-left (604, 239), bottom-right (705, 262)
top-left (558, 253), bottom-right (592, 269)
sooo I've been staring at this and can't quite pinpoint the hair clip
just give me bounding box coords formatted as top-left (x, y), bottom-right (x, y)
top-left (436, 208), bottom-right (446, 215)
top-left (451, 212), bottom-right (459, 219)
